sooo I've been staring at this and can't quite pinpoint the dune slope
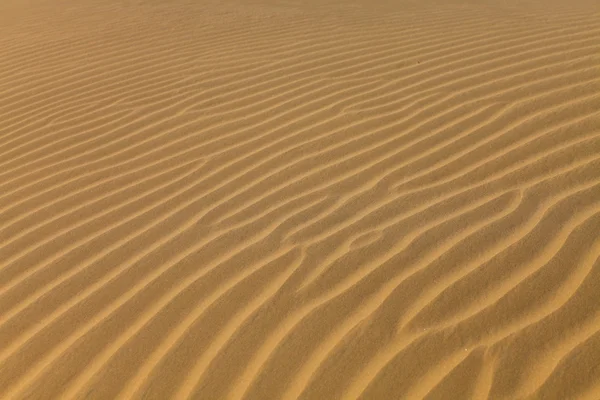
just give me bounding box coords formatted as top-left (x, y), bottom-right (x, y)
top-left (1, 0), bottom-right (600, 399)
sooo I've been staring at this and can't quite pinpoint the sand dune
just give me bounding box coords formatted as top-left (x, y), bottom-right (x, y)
top-left (1, 0), bottom-right (599, 399)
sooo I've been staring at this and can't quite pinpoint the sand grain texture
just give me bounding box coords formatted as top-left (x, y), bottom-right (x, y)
top-left (1, 0), bottom-right (600, 399)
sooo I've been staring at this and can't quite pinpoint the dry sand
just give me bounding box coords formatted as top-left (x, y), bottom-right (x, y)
top-left (1, 0), bottom-right (600, 399)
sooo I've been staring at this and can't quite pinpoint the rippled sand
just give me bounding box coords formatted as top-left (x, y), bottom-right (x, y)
top-left (1, 0), bottom-right (600, 398)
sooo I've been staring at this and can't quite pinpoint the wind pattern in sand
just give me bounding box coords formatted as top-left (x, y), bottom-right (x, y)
top-left (1, 0), bottom-right (600, 399)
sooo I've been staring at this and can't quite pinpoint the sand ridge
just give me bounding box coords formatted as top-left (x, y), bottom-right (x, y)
top-left (1, 0), bottom-right (600, 399)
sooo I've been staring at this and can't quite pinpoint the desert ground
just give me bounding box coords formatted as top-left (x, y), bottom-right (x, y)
top-left (0, 0), bottom-right (599, 399)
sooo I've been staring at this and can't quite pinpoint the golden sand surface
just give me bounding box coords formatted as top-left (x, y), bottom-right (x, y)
top-left (1, 0), bottom-right (600, 399)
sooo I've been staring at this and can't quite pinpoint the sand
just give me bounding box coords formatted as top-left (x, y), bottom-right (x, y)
top-left (0, 0), bottom-right (599, 399)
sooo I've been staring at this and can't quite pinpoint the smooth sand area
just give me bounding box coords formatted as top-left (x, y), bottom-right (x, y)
top-left (1, 0), bottom-right (600, 399)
